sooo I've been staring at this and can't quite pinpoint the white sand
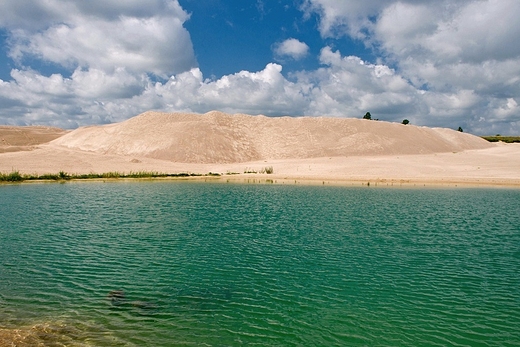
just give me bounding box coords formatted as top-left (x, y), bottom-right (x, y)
top-left (0, 125), bottom-right (68, 153)
top-left (1, 111), bottom-right (519, 187)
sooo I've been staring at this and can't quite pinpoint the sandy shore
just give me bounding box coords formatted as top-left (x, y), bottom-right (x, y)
top-left (1, 112), bottom-right (519, 188)
top-left (1, 142), bottom-right (519, 188)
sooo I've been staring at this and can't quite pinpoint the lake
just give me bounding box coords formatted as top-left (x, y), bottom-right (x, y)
top-left (1, 181), bottom-right (519, 346)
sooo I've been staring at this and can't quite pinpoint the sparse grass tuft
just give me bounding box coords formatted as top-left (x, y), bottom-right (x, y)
top-left (37, 173), bottom-right (60, 180)
top-left (102, 172), bottom-right (121, 178)
top-left (75, 173), bottom-right (103, 179)
top-left (59, 171), bottom-right (70, 180)
top-left (244, 166), bottom-right (274, 174)
top-left (0, 171), bottom-right (25, 182)
top-left (127, 171), bottom-right (162, 178)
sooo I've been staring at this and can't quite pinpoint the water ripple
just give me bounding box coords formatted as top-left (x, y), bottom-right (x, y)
top-left (1, 183), bottom-right (519, 346)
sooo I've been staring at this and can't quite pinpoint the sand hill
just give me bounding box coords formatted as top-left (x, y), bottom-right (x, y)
top-left (1, 111), bottom-right (519, 186)
top-left (0, 126), bottom-right (68, 153)
top-left (51, 111), bottom-right (492, 163)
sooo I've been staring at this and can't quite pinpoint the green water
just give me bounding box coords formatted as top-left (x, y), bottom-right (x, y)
top-left (0, 182), bottom-right (519, 346)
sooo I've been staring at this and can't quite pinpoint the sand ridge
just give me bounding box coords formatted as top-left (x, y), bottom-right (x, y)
top-left (50, 111), bottom-right (493, 163)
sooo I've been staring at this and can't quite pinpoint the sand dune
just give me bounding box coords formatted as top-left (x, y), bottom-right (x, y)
top-left (0, 126), bottom-right (68, 153)
top-left (51, 111), bottom-right (492, 163)
top-left (1, 111), bottom-right (518, 187)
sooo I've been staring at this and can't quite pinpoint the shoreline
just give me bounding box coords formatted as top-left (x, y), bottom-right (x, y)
top-left (1, 142), bottom-right (519, 189)
top-left (225, 176), bottom-right (520, 188)
top-left (2, 171), bottom-right (520, 189)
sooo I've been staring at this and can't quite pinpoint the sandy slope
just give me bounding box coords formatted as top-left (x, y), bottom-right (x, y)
top-left (0, 126), bottom-right (68, 153)
top-left (1, 111), bottom-right (519, 187)
top-left (51, 111), bottom-right (492, 163)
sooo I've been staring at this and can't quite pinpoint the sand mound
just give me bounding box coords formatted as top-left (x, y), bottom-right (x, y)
top-left (0, 126), bottom-right (68, 153)
top-left (51, 111), bottom-right (493, 163)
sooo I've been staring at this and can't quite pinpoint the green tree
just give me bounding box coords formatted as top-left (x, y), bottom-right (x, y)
top-left (458, 127), bottom-right (463, 132)
top-left (402, 119), bottom-right (409, 125)
top-left (363, 112), bottom-right (372, 120)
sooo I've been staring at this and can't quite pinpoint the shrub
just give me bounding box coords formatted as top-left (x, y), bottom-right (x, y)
top-left (402, 119), bottom-right (409, 125)
top-left (0, 171), bottom-right (24, 182)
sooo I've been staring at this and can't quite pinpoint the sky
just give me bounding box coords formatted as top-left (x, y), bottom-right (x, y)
top-left (0, 0), bottom-right (519, 135)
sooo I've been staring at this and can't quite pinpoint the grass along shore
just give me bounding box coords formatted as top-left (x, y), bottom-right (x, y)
top-left (0, 166), bottom-right (275, 183)
top-left (0, 170), bottom-right (222, 182)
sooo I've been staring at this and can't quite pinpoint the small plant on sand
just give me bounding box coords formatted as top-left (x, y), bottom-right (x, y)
top-left (244, 167), bottom-right (274, 174)
top-left (262, 166), bottom-right (274, 174)
top-left (59, 171), bottom-right (70, 180)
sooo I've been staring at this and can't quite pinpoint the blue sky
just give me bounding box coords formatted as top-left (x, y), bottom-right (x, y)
top-left (0, 0), bottom-right (519, 135)
top-left (179, 0), bottom-right (374, 79)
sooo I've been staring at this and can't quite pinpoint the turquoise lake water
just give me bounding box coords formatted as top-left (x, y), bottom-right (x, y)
top-left (0, 181), bottom-right (519, 346)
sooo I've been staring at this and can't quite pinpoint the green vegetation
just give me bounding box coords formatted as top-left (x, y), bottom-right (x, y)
top-left (0, 171), bottom-right (221, 183)
top-left (262, 166), bottom-right (274, 174)
top-left (362, 112), bottom-right (379, 121)
top-left (402, 119), bottom-right (409, 125)
top-left (244, 166), bottom-right (274, 174)
top-left (481, 136), bottom-right (520, 143)
top-left (458, 127), bottom-right (464, 132)
top-left (0, 171), bottom-right (24, 182)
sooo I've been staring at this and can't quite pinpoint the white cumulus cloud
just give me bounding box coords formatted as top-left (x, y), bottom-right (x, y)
top-left (2, 0), bottom-right (196, 77)
top-left (302, 0), bottom-right (520, 134)
top-left (273, 38), bottom-right (310, 60)
top-left (0, 0), bottom-right (518, 135)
